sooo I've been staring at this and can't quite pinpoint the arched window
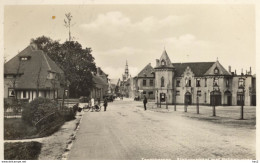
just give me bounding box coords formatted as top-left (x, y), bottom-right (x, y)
top-left (214, 67), bottom-right (219, 74)
top-left (161, 60), bottom-right (166, 66)
top-left (161, 77), bottom-right (165, 87)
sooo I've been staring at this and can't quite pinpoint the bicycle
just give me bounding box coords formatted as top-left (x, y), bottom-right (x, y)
top-left (83, 103), bottom-right (103, 112)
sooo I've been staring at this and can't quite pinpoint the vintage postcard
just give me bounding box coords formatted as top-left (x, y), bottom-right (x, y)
top-left (0, 0), bottom-right (258, 160)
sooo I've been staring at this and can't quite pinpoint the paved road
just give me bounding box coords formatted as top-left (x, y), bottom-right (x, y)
top-left (68, 99), bottom-right (255, 160)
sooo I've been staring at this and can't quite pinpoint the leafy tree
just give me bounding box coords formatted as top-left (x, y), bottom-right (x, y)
top-left (31, 36), bottom-right (96, 98)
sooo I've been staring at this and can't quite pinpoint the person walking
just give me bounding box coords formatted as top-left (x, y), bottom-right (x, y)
top-left (104, 97), bottom-right (108, 112)
top-left (143, 96), bottom-right (147, 111)
top-left (91, 97), bottom-right (95, 112)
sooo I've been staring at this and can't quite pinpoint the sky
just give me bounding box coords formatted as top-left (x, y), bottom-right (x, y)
top-left (4, 4), bottom-right (255, 79)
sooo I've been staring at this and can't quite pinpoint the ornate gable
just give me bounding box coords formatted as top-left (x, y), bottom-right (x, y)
top-left (204, 60), bottom-right (231, 76)
top-left (156, 50), bottom-right (174, 69)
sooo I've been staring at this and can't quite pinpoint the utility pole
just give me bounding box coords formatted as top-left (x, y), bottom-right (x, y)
top-left (64, 13), bottom-right (73, 41)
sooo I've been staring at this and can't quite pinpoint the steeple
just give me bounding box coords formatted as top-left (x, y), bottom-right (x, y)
top-left (125, 60), bottom-right (129, 78)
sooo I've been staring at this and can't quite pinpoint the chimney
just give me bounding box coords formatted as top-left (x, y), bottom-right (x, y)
top-left (241, 68), bottom-right (243, 75)
top-left (156, 59), bottom-right (159, 67)
top-left (97, 67), bottom-right (101, 76)
top-left (235, 69), bottom-right (237, 75)
top-left (30, 43), bottom-right (38, 50)
top-left (149, 63), bottom-right (151, 66)
top-left (250, 67), bottom-right (252, 75)
top-left (228, 66), bottom-right (231, 73)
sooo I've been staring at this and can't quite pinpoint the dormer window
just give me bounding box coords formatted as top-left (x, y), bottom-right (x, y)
top-left (20, 56), bottom-right (31, 61)
top-left (214, 67), bottom-right (219, 74)
top-left (161, 60), bottom-right (166, 66)
top-left (47, 72), bottom-right (56, 80)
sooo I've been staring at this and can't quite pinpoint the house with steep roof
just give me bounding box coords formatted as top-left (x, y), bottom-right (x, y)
top-left (133, 63), bottom-right (155, 99)
top-left (154, 49), bottom-right (256, 106)
top-left (4, 43), bottom-right (65, 102)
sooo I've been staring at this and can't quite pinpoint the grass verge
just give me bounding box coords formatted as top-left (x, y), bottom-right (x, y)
top-left (4, 142), bottom-right (42, 160)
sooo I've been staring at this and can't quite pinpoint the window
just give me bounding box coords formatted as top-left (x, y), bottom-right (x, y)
top-left (196, 79), bottom-right (201, 87)
top-left (47, 72), bottom-right (56, 80)
top-left (204, 92), bottom-right (207, 103)
top-left (214, 67), bottom-right (219, 74)
top-left (23, 90), bottom-right (26, 98)
top-left (226, 79), bottom-right (230, 87)
top-left (8, 89), bottom-right (15, 97)
top-left (205, 78), bottom-right (207, 87)
top-left (238, 78), bottom-right (245, 87)
top-left (143, 91), bottom-right (146, 94)
top-left (149, 91), bottom-right (153, 95)
top-left (149, 79), bottom-right (153, 86)
top-left (161, 60), bottom-right (166, 66)
top-left (176, 80), bottom-right (180, 87)
top-left (20, 56), bottom-right (31, 61)
top-left (143, 79), bottom-right (146, 86)
top-left (185, 79), bottom-right (191, 87)
top-left (213, 78), bottom-right (219, 86)
top-left (197, 90), bottom-right (201, 96)
top-left (161, 77), bottom-right (165, 87)
top-left (176, 91), bottom-right (180, 96)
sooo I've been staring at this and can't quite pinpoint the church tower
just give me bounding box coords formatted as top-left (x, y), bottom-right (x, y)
top-left (125, 60), bottom-right (129, 79)
top-left (154, 49), bottom-right (175, 104)
top-left (122, 60), bottom-right (129, 81)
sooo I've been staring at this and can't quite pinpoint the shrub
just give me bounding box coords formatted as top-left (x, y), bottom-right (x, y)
top-left (5, 142), bottom-right (42, 160)
top-left (22, 97), bottom-right (65, 136)
top-left (22, 97), bottom-right (59, 125)
top-left (60, 106), bottom-right (77, 121)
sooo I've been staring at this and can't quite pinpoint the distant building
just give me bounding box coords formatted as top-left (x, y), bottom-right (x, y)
top-left (90, 67), bottom-right (109, 100)
top-left (154, 49), bottom-right (256, 106)
top-left (4, 44), bottom-right (65, 102)
top-left (118, 60), bottom-right (131, 97)
top-left (133, 63), bottom-right (155, 100)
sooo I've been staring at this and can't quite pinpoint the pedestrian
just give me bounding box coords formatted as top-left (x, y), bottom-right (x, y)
top-left (143, 96), bottom-right (147, 111)
top-left (91, 97), bottom-right (95, 112)
top-left (104, 97), bottom-right (108, 111)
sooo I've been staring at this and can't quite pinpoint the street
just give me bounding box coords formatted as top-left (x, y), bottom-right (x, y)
top-left (68, 99), bottom-right (255, 160)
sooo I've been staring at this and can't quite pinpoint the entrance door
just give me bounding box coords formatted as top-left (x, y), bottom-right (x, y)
top-left (227, 96), bottom-right (232, 106)
top-left (185, 92), bottom-right (192, 105)
top-left (251, 95), bottom-right (256, 106)
top-left (210, 91), bottom-right (221, 106)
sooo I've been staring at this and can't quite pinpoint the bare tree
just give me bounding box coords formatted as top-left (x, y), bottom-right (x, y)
top-left (64, 13), bottom-right (74, 41)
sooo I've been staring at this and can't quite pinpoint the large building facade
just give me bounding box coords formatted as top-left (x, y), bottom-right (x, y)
top-left (154, 50), bottom-right (256, 106)
top-left (132, 50), bottom-right (256, 106)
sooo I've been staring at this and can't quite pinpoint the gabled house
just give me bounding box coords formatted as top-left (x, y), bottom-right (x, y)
top-left (4, 43), bottom-right (65, 102)
top-left (134, 63), bottom-right (155, 99)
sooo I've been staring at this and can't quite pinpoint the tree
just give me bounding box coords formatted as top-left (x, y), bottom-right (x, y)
top-left (31, 36), bottom-right (97, 98)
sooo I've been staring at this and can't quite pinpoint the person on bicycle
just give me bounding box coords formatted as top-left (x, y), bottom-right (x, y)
top-left (104, 97), bottom-right (108, 112)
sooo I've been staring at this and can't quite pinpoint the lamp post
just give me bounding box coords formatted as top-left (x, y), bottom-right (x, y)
top-left (212, 85), bottom-right (219, 117)
top-left (166, 90), bottom-right (168, 109)
top-left (196, 93), bottom-right (199, 114)
top-left (238, 85), bottom-right (245, 120)
top-left (156, 89), bottom-right (159, 108)
top-left (174, 91), bottom-right (177, 111)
